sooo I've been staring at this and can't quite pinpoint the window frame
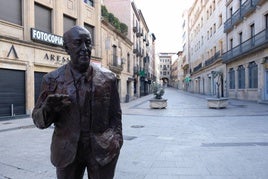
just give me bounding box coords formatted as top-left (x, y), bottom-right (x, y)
top-left (84, 23), bottom-right (95, 46)
top-left (0, 0), bottom-right (22, 25)
top-left (35, 3), bottom-right (52, 33)
top-left (248, 61), bottom-right (258, 88)
top-left (237, 65), bottom-right (245, 89)
top-left (63, 15), bottom-right (76, 33)
top-left (229, 68), bottom-right (235, 89)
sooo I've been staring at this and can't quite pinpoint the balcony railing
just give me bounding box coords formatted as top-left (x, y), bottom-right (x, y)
top-left (193, 63), bottom-right (202, 73)
top-left (223, 28), bottom-right (268, 63)
top-left (109, 55), bottom-right (123, 74)
top-left (224, 0), bottom-right (259, 33)
top-left (240, 0), bottom-right (255, 17)
top-left (205, 51), bottom-right (221, 66)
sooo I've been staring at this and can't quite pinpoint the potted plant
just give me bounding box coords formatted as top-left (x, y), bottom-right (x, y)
top-left (207, 71), bottom-right (228, 109)
top-left (149, 83), bottom-right (167, 109)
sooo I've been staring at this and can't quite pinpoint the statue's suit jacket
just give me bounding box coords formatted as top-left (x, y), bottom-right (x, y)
top-left (32, 63), bottom-right (123, 168)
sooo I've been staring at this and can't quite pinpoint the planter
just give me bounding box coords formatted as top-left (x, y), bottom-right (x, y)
top-left (149, 98), bottom-right (167, 109)
top-left (207, 97), bottom-right (228, 109)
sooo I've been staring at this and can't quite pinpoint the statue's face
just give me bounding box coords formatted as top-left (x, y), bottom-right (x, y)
top-left (65, 27), bottom-right (92, 73)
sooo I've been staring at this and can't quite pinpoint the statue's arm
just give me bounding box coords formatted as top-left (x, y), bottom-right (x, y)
top-left (109, 78), bottom-right (123, 147)
top-left (32, 78), bottom-right (56, 129)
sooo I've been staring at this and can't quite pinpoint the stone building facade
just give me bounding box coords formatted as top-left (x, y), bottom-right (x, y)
top-left (103, 0), bottom-right (155, 97)
top-left (100, 19), bottom-right (134, 102)
top-left (0, 0), bottom-right (145, 118)
top-left (223, 0), bottom-right (268, 102)
top-left (0, 0), bottom-right (102, 118)
top-left (158, 53), bottom-right (175, 86)
top-left (184, 0), bottom-right (268, 102)
top-left (187, 0), bottom-right (227, 97)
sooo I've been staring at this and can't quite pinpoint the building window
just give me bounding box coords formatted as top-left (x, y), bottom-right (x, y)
top-left (112, 45), bottom-right (117, 66)
top-left (84, 23), bottom-right (95, 46)
top-left (229, 7), bottom-right (233, 18)
top-left (239, 32), bottom-right (243, 44)
top-left (230, 38), bottom-right (233, 50)
top-left (250, 24), bottom-right (255, 37)
top-left (265, 14), bottom-right (268, 29)
top-left (0, 0), bottom-right (22, 25)
top-left (213, 23), bottom-right (216, 33)
top-left (219, 14), bottom-right (222, 27)
top-left (84, 0), bottom-right (94, 7)
top-left (219, 40), bottom-right (223, 54)
top-left (237, 65), bottom-right (245, 89)
top-left (248, 61), bottom-right (258, 88)
top-left (127, 53), bottom-right (130, 72)
top-left (239, 32), bottom-right (243, 51)
top-left (229, 68), bottom-right (235, 89)
top-left (63, 15), bottom-right (76, 33)
top-left (35, 3), bottom-right (52, 33)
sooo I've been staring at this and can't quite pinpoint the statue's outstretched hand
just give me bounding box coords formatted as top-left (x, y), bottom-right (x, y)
top-left (44, 94), bottom-right (72, 112)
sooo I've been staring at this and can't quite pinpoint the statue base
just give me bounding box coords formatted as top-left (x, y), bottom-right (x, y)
top-left (149, 98), bottom-right (167, 109)
top-left (207, 97), bottom-right (228, 109)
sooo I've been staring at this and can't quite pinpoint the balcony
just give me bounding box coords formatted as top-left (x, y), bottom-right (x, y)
top-left (133, 26), bottom-right (137, 33)
top-left (255, 0), bottom-right (266, 5)
top-left (205, 51), bottom-right (221, 66)
top-left (223, 28), bottom-right (268, 63)
top-left (240, 0), bottom-right (255, 17)
top-left (193, 63), bottom-right (202, 73)
top-left (224, 0), bottom-right (259, 33)
top-left (109, 55), bottom-right (123, 73)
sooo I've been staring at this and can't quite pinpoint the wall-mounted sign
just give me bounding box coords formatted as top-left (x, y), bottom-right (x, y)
top-left (31, 28), bottom-right (63, 46)
top-left (44, 53), bottom-right (70, 65)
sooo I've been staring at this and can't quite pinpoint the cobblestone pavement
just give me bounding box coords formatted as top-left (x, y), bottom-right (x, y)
top-left (1, 88), bottom-right (268, 179)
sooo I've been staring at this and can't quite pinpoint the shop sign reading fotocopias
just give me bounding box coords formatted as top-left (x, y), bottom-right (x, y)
top-left (31, 28), bottom-right (63, 46)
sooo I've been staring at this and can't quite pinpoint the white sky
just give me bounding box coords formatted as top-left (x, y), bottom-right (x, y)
top-left (133, 0), bottom-right (194, 53)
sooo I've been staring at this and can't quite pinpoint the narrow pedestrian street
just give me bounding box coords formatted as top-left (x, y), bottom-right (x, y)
top-left (1, 88), bottom-right (268, 179)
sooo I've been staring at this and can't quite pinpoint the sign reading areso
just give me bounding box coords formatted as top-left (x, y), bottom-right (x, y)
top-left (31, 28), bottom-right (63, 46)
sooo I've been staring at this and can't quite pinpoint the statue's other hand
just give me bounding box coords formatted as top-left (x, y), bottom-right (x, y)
top-left (44, 94), bottom-right (72, 112)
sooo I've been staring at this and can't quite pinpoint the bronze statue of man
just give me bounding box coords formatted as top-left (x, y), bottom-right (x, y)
top-left (32, 26), bottom-right (123, 179)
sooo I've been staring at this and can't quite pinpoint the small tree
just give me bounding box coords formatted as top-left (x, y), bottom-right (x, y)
top-left (152, 83), bottom-right (165, 99)
top-left (120, 23), bottom-right (128, 34)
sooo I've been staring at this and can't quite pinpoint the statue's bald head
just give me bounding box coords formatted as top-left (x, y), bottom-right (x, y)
top-left (63, 26), bottom-right (91, 46)
top-left (63, 26), bottom-right (92, 73)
